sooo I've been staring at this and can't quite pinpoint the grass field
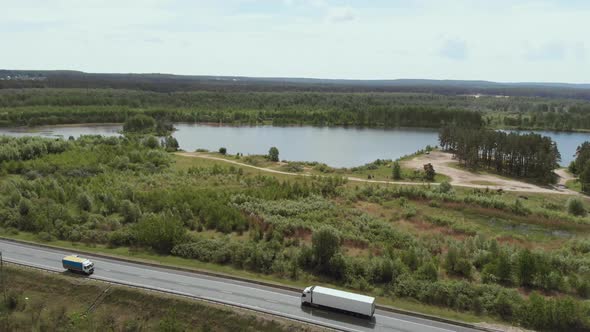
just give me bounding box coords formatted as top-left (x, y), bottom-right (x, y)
top-left (185, 152), bottom-right (451, 183)
top-left (0, 264), bottom-right (318, 331)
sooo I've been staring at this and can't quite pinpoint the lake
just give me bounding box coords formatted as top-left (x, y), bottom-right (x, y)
top-left (0, 124), bottom-right (587, 168)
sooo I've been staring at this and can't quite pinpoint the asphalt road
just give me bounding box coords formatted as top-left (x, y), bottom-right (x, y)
top-left (0, 239), bottom-right (480, 332)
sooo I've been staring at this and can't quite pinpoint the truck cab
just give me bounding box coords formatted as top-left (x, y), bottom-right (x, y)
top-left (301, 286), bottom-right (313, 305)
top-left (82, 260), bottom-right (95, 274)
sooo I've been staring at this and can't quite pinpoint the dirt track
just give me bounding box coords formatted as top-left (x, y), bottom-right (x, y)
top-left (554, 168), bottom-right (575, 186)
top-left (402, 151), bottom-right (576, 194)
top-left (176, 152), bottom-right (576, 195)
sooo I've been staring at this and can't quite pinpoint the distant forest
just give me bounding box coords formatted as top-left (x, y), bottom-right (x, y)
top-left (2, 70), bottom-right (590, 100)
top-left (0, 89), bottom-right (484, 128)
top-left (1, 70), bottom-right (590, 131)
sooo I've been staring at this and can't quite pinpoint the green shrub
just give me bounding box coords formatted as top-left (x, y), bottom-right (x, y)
top-left (123, 114), bottom-right (156, 133)
top-left (312, 227), bottom-right (341, 269)
top-left (134, 213), bottom-right (187, 253)
top-left (566, 197), bottom-right (586, 216)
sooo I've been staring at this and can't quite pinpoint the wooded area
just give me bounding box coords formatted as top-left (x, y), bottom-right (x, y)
top-left (0, 89), bottom-right (483, 128)
top-left (2, 88), bottom-right (590, 130)
top-left (439, 127), bottom-right (560, 183)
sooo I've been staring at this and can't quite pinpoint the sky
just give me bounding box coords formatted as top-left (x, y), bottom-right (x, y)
top-left (1, 0), bottom-right (589, 83)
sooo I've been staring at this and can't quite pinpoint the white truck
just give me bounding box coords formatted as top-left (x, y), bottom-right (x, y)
top-left (301, 285), bottom-right (376, 318)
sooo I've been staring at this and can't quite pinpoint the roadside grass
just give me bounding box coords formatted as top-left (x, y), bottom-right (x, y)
top-left (0, 231), bottom-right (504, 328)
top-left (2, 264), bottom-right (310, 332)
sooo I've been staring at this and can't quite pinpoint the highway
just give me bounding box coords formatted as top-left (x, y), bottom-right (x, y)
top-left (0, 239), bottom-right (481, 332)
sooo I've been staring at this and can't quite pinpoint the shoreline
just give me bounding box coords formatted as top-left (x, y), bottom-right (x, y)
top-left (2, 120), bottom-right (590, 134)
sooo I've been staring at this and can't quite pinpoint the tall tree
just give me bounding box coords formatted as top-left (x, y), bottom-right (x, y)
top-left (268, 147), bottom-right (279, 162)
top-left (312, 227), bottom-right (340, 268)
top-left (392, 162), bottom-right (402, 180)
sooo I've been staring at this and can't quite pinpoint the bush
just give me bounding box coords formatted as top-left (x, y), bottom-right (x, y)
top-left (312, 227), bottom-right (341, 270)
top-left (36, 231), bottom-right (54, 242)
top-left (6, 289), bottom-right (23, 310)
top-left (285, 162), bottom-right (304, 173)
top-left (392, 162), bottom-right (402, 180)
top-left (268, 147), bottom-right (279, 162)
top-left (77, 193), bottom-right (93, 212)
top-left (134, 213), bottom-right (187, 253)
top-left (566, 197), bottom-right (586, 216)
top-left (123, 114), bottom-right (156, 133)
top-left (219, 147), bottom-right (227, 155)
top-left (162, 136), bottom-right (179, 151)
top-left (437, 181), bottom-right (453, 194)
top-left (143, 136), bottom-right (160, 149)
top-left (416, 261), bottom-right (438, 281)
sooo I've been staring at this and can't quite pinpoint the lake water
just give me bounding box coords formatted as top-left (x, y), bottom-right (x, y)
top-left (0, 124), bottom-right (587, 167)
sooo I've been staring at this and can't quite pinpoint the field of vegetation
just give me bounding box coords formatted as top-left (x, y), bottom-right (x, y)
top-left (0, 134), bottom-right (589, 331)
top-left (0, 264), bottom-right (316, 331)
top-left (195, 146), bottom-right (449, 183)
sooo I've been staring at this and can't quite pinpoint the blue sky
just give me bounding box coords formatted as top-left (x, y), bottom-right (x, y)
top-left (1, 0), bottom-right (588, 83)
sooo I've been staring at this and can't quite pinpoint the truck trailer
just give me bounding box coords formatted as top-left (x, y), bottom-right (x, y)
top-left (301, 285), bottom-right (376, 318)
top-left (62, 255), bottom-right (94, 275)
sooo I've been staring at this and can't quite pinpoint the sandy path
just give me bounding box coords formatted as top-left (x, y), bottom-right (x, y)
top-left (176, 152), bottom-right (439, 187)
top-left (402, 151), bottom-right (575, 195)
top-left (554, 168), bottom-right (575, 186)
top-left (176, 152), bottom-right (575, 195)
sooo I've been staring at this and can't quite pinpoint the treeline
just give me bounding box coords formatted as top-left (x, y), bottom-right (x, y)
top-left (5, 88), bottom-right (590, 130)
top-left (0, 89), bottom-right (484, 128)
top-left (2, 70), bottom-right (590, 100)
top-left (439, 127), bottom-right (560, 182)
top-left (500, 105), bottom-right (590, 131)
